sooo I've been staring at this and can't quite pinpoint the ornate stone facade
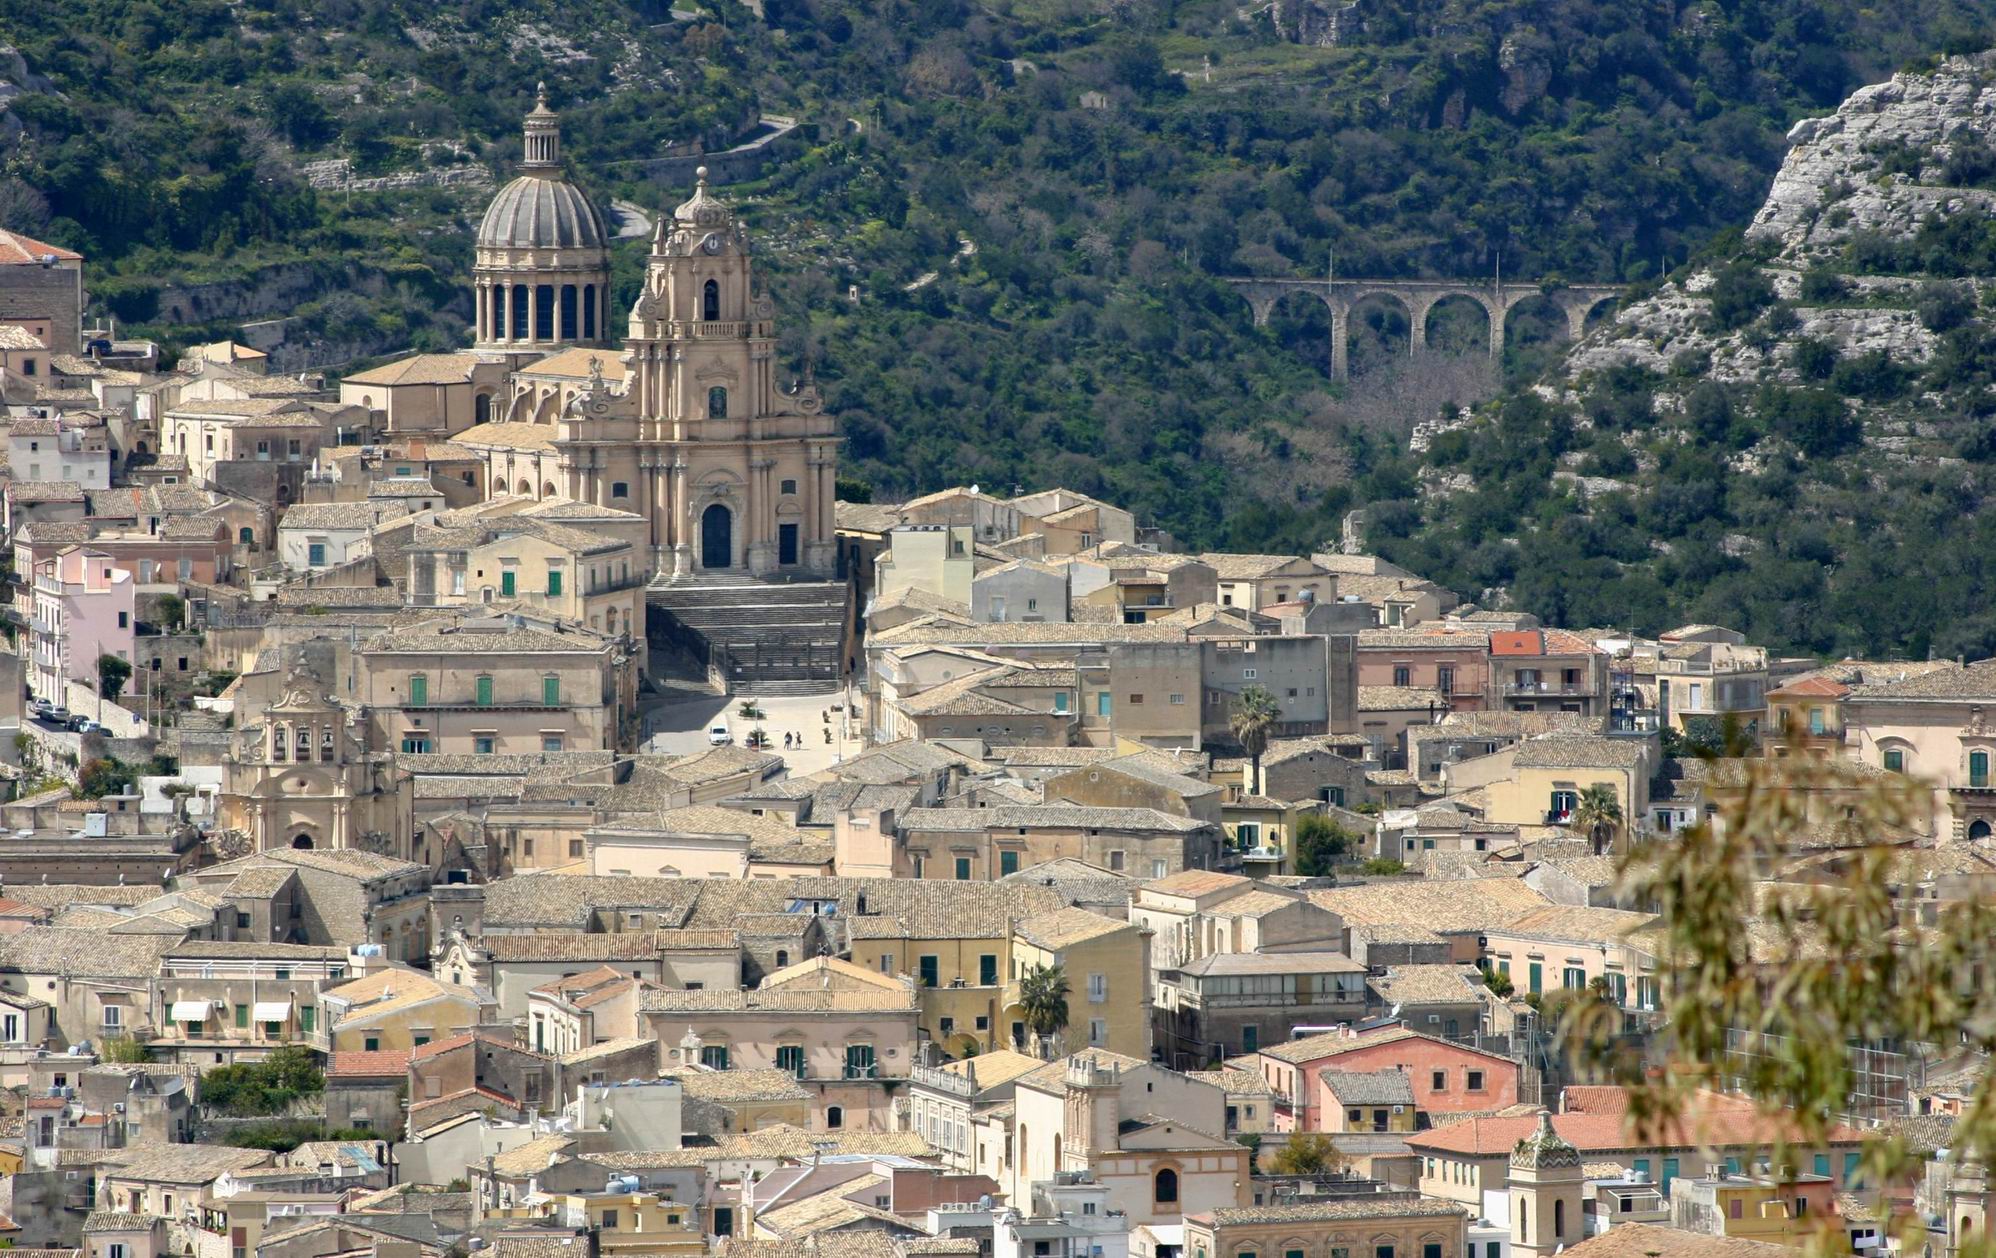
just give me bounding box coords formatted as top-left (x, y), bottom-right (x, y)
top-left (457, 153), bottom-right (839, 580)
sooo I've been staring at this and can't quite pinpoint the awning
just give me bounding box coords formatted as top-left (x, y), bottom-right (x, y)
top-left (252, 1001), bottom-right (291, 1023)
top-left (170, 1000), bottom-right (212, 1023)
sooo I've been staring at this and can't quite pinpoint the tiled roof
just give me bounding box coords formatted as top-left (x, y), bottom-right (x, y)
top-left (100, 1144), bottom-right (273, 1183)
top-left (479, 932), bottom-right (666, 962)
top-left (1196, 552), bottom-right (1313, 579)
top-left (1404, 1095), bottom-right (1859, 1156)
top-left (560, 1036), bottom-right (658, 1067)
top-left (1011, 906), bottom-right (1132, 950)
top-left (1257, 1024), bottom-right (1510, 1067)
top-left (1512, 735), bottom-right (1650, 770)
top-left (342, 354), bottom-right (481, 386)
top-left (1308, 879), bottom-right (1549, 935)
top-left (280, 502), bottom-right (386, 530)
top-left (1197, 1197), bottom-right (1464, 1225)
top-left (1178, 951), bottom-right (1363, 977)
top-left (1144, 869), bottom-right (1252, 898)
top-left (82, 1214), bottom-right (155, 1233)
top-left (12, 480), bottom-right (85, 502)
top-left (517, 347), bottom-right (630, 380)
top-left (0, 229), bottom-right (81, 263)
top-left (365, 621), bottom-right (610, 655)
top-left (489, 1135), bottom-right (576, 1177)
top-left (1493, 904), bottom-right (1660, 946)
top-left (658, 1065), bottom-right (810, 1101)
top-left (1187, 1067), bottom-right (1273, 1096)
top-left (639, 983), bottom-right (915, 1014)
top-left (329, 1049), bottom-right (413, 1077)
top-left (901, 804), bottom-right (1205, 833)
top-left (1367, 964), bottom-right (1486, 1006)
top-left (1318, 1069), bottom-right (1416, 1105)
top-left (453, 421), bottom-right (558, 451)
top-left (0, 928), bottom-right (179, 978)
top-left (1357, 685), bottom-right (1446, 711)
top-left (1357, 627), bottom-right (1486, 649)
top-left (1557, 1224), bottom-right (1793, 1256)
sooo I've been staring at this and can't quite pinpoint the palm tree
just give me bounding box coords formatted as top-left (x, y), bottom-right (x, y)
top-left (1230, 685), bottom-right (1282, 794)
top-left (1571, 783), bottom-right (1624, 855)
top-left (1018, 963), bottom-right (1071, 1059)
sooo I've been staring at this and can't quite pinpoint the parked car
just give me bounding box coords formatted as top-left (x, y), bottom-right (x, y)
top-left (27, 697), bottom-right (49, 716)
top-left (45, 707), bottom-right (70, 725)
top-left (73, 719), bottom-right (100, 735)
top-left (707, 723), bottom-right (731, 746)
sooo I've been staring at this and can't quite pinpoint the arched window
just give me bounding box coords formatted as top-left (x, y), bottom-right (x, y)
top-left (542, 482), bottom-right (557, 499)
top-left (1154, 1168), bottom-right (1178, 1205)
top-left (826, 1106), bottom-right (843, 1129)
top-left (703, 279), bottom-right (720, 321)
top-left (535, 283), bottom-right (556, 339)
top-left (475, 393), bottom-right (492, 425)
top-left (512, 284), bottom-right (529, 339)
top-left (1555, 1199), bottom-right (1566, 1239)
top-left (560, 285), bottom-right (578, 340)
top-left (708, 386), bottom-right (728, 419)
top-left (1519, 1204), bottom-right (1528, 1244)
top-left (1974, 819), bottom-right (1994, 841)
top-left (238, 527), bottom-right (254, 546)
top-left (492, 286), bottom-right (506, 339)
top-left (518, 479), bottom-right (532, 496)
top-left (775, 950), bottom-right (789, 968)
top-left (291, 834), bottom-right (314, 850)
top-left (584, 284), bottom-right (597, 340)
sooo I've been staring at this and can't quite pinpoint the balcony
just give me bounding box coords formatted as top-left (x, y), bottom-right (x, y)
top-left (1502, 680), bottom-right (1594, 697)
top-left (1544, 810), bottom-right (1572, 826)
top-left (1240, 847), bottom-right (1286, 864)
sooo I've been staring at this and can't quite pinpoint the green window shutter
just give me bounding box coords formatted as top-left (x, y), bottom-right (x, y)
top-left (409, 675), bottom-right (426, 706)
top-left (543, 676), bottom-right (560, 706)
top-left (548, 570), bottom-right (562, 596)
top-left (235, 1004), bottom-right (248, 1028)
top-left (501, 571), bottom-right (516, 597)
top-left (979, 955), bottom-right (998, 985)
top-left (476, 676), bottom-right (493, 706)
top-left (954, 857), bottom-right (971, 880)
top-left (1000, 850), bottom-right (1019, 875)
top-left (300, 1007), bottom-right (315, 1033)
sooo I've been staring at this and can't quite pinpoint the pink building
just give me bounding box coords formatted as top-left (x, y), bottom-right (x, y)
top-left (1250, 1025), bottom-right (1518, 1132)
top-left (29, 545), bottom-right (134, 704)
top-left (1356, 628), bottom-right (1492, 713)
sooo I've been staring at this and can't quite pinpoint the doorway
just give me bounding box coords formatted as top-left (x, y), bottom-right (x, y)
top-left (701, 503), bottom-right (732, 569)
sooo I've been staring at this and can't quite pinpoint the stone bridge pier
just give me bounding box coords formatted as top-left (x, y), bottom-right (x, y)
top-left (1228, 277), bottom-right (1625, 380)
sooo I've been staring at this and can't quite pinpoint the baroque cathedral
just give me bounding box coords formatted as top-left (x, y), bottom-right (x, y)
top-left (447, 86), bottom-right (840, 580)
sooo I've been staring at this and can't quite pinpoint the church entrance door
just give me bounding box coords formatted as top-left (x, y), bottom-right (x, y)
top-left (779, 523), bottom-right (799, 566)
top-left (702, 503), bottom-right (733, 569)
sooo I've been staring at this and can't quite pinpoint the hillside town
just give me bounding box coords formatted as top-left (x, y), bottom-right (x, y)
top-left (0, 87), bottom-right (1984, 1258)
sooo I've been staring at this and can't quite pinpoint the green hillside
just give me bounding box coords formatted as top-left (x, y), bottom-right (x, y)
top-left (6, 0), bottom-right (1996, 555)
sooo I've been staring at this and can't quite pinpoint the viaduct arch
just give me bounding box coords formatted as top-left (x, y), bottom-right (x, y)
top-left (1226, 277), bottom-right (1626, 379)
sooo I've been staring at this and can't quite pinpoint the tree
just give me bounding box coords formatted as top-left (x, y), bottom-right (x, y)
top-left (1266, 1132), bottom-right (1347, 1175)
top-left (99, 1036), bottom-right (150, 1063)
top-left (1294, 812), bottom-right (1359, 876)
top-left (1230, 686), bottom-right (1281, 794)
top-left (201, 1045), bottom-right (325, 1115)
top-left (97, 653), bottom-right (131, 703)
top-left (1562, 757), bottom-right (1996, 1255)
top-left (1482, 967), bottom-right (1514, 998)
top-left (1570, 783), bottom-right (1624, 855)
top-left (1017, 963), bottom-right (1070, 1058)
top-left (153, 594), bottom-right (185, 633)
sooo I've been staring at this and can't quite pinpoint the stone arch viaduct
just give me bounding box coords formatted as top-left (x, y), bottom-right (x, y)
top-left (1225, 277), bottom-right (1625, 379)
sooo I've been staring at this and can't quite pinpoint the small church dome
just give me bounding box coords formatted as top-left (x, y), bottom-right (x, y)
top-left (476, 83), bottom-right (608, 252)
top-left (1511, 1109), bottom-right (1582, 1170)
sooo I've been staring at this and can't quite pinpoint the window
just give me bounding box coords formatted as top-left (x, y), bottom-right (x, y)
top-left (708, 386), bottom-right (728, 419)
top-left (1976, 751), bottom-right (1991, 788)
top-left (844, 1043), bottom-right (876, 1079)
top-left (400, 735), bottom-right (432, 754)
top-left (1393, 665), bottom-right (1411, 686)
top-left (700, 1044), bottom-right (729, 1069)
top-left (542, 735), bottom-right (564, 751)
top-left (1467, 1070), bottom-right (1484, 1091)
top-left (543, 676), bottom-right (561, 706)
top-left (612, 481), bottom-right (629, 499)
top-left (235, 1003), bottom-right (248, 1028)
top-left (1129, 693), bottom-right (1144, 705)
top-left (1884, 748), bottom-right (1905, 772)
top-left (475, 675), bottom-right (493, 706)
top-left (547, 570), bottom-right (563, 596)
top-left (979, 954), bottom-right (998, 985)
top-left (1108, 851), bottom-right (1124, 871)
top-left (775, 1044), bottom-right (805, 1078)
top-left (1241, 1025), bottom-right (1258, 1053)
top-left (409, 675), bottom-right (427, 706)
top-left (954, 857), bottom-right (971, 880)
top-left (781, 478), bottom-right (797, 495)
top-left (307, 542), bottom-right (326, 566)
top-left (364, 1036), bottom-right (380, 1051)
top-left (1431, 1069), bottom-right (1446, 1090)
top-left (1564, 966), bottom-right (1587, 990)
top-left (826, 1106), bottom-right (844, 1129)
top-left (1168, 692), bottom-right (1185, 705)
top-left (474, 735), bottom-right (496, 755)
top-left (600, 1211), bottom-right (619, 1230)
top-left (300, 1007), bottom-right (315, 1034)
top-left (919, 956), bottom-right (939, 987)
top-left (1054, 693), bottom-right (1069, 713)
top-left (1088, 973), bottom-right (1107, 1001)
top-left (1000, 850), bottom-right (1020, 876)
top-left (1242, 668), bottom-right (1257, 679)
top-left (1153, 1169), bottom-right (1178, 1204)
top-left (117, 610), bottom-right (129, 629)
top-left (1096, 691), bottom-right (1112, 716)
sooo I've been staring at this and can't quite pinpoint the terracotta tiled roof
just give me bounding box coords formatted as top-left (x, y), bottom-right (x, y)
top-left (1406, 1094), bottom-right (1860, 1157)
top-left (329, 1049), bottom-right (412, 1078)
top-left (0, 229), bottom-right (82, 264)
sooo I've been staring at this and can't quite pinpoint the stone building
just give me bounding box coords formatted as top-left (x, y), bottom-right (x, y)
top-left (456, 163), bottom-right (840, 578)
top-left (0, 229), bottom-right (84, 354)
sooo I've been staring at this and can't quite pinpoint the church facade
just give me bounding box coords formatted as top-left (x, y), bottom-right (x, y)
top-left (445, 92), bottom-right (840, 581)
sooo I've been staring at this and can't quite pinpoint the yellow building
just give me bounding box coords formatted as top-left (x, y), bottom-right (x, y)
top-left (1449, 734), bottom-right (1654, 839)
top-left (1010, 907), bottom-right (1151, 1060)
top-left (316, 966), bottom-right (487, 1053)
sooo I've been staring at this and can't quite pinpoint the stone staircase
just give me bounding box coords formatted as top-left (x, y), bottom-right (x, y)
top-left (646, 573), bottom-right (850, 694)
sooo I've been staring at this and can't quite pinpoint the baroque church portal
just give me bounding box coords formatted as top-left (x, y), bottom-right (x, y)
top-left (454, 90), bottom-right (840, 581)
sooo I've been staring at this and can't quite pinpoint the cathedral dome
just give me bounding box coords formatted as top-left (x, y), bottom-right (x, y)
top-left (478, 176), bottom-right (608, 251)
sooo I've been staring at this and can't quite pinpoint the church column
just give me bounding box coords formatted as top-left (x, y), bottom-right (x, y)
top-left (475, 283), bottom-right (487, 341)
top-left (670, 458), bottom-right (692, 577)
top-left (527, 285), bottom-right (541, 345)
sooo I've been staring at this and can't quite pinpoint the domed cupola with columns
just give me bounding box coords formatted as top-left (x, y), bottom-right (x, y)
top-left (473, 84), bottom-right (612, 356)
